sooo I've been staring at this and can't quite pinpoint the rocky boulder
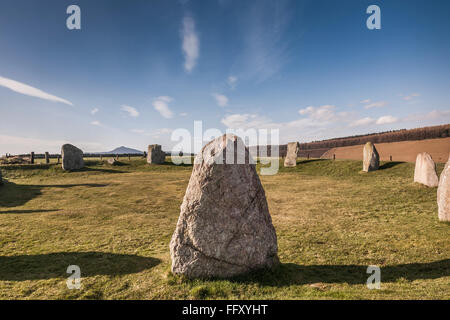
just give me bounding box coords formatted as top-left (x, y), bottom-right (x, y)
top-left (363, 142), bottom-right (379, 172)
top-left (284, 142), bottom-right (299, 167)
top-left (61, 144), bottom-right (84, 171)
top-left (437, 154), bottom-right (450, 221)
top-left (414, 152), bottom-right (439, 187)
top-left (107, 158), bottom-right (118, 165)
top-left (170, 134), bottom-right (278, 278)
top-left (147, 144), bottom-right (165, 164)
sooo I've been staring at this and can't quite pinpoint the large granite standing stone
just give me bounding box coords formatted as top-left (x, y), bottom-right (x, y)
top-left (170, 134), bottom-right (278, 278)
top-left (414, 152), bottom-right (439, 187)
top-left (147, 144), bottom-right (165, 164)
top-left (61, 144), bottom-right (84, 171)
top-left (284, 142), bottom-right (300, 167)
top-left (363, 142), bottom-right (379, 172)
top-left (437, 155), bottom-right (450, 221)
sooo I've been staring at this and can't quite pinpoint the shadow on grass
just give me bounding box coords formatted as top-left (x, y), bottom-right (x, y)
top-left (0, 252), bottom-right (161, 281)
top-left (71, 167), bottom-right (126, 174)
top-left (0, 209), bottom-right (60, 214)
top-left (0, 181), bottom-right (108, 207)
top-left (230, 259), bottom-right (450, 286)
top-left (296, 159), bottom-right (327, 165)
top-left (379, 161), bottom-right (404, 170)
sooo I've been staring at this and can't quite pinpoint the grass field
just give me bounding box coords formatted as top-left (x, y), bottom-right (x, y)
top-left (0, 158), bottom-right (449, 299)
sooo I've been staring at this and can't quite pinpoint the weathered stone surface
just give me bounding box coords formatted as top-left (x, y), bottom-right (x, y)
top-left (414, 152), bottom-right (439, 187)
top-left (363, 142), bottom-right (379, 172)
top-left (107, 158), bottom-right (118, 165)
top-left (61, 144), bottom-right (84, 171)
top-left (170, 134), bottom-right (278, 278)
top-left (284, 142), bottom-right (299, 167)
top-left (147, 144), bottom-right (165, 164)
top-left (437, 154), bottom-right (450, 221)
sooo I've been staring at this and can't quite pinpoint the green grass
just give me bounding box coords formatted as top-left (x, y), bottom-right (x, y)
top-left (0, 158), bottom-right (448, 299)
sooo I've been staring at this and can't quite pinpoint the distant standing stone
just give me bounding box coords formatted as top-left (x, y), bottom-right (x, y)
top-left (170, 134), bottom-right (278, 278)
top-left (45, 152), bottom-right (50, 164)
top-left (437, 154), bottom-right (450, 221)
top-left (284, 142), bottom-right (300, 167)
top-left (363, 142), bottom-right (379, 172)
top-left (61, 144), bottom-right (84, 171)
top-left (147, 144), bottom-right (165, 164)
top-left (414, 152), bottom-right (439, 187)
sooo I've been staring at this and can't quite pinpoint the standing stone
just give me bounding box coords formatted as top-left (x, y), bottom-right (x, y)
top-left (45, 152), bottom-right (50, 164)
top-left (30, 152), bottom-right (35, 164)
top-left (61, 144), bottom-right (84, 171)
top-left (284, 142), bottom-right (300, 167)
top-left (437, 154), bottom-right (450, 221)
top-left (170, 134), bottom-right (278, 278)
top-left (363, 142), bottom-right (379, 172)
top-left (147, 144), bottom-right (165, 164)
top-left (414, 152), bottom-right (439, 187)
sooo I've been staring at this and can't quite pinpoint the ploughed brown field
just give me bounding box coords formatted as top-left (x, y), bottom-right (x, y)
top-left (321, 137), bottom-right (450, 163)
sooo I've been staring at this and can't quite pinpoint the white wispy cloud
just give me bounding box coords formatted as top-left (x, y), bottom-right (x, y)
top-left (181, 15), bottom-right (199, 73)
top-left (0, 75), bottom-right (73, 106)
top-left (241, 1), bottom-right (293, 82)
top-left (90, 120), bottom-right (101, 126)
top-left (364, 101), bottom-right (388, 109)
top-left (0, 134), bottom-right (102, 154)
top-left (91, 107), bottom-right (99, 115)
top-left (401, 93), bottom-right (420, 101)
top-left (121, 105), bottom-right (140, 117)
top-left (349, 117), bottom-right (375, 127)
top-left (212, 93), bottom-right (229, 107)
top-left (298, 105), bottom-right (347, 123)
top-left (227, 76), bottom-right (238, 89)
top-left (403, 109), bottom-right (450, 122)
top-left (376, 115), bottom-right (398, 125)
top-left (153, 96), bottom-right (174, 119)
top-left (130, 128), bottom-right (173, 138)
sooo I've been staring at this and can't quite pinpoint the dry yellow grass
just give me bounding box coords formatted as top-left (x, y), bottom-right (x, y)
top-left (0, 158), bottom-right (449, 299)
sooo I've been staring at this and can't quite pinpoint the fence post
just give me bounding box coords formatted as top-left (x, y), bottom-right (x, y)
top-left (45, 152), bottom-right (50, 164)
top-left (128, 154), bottom-right (131, 161)
top-left (57, 155), bottom-right (60, 164)
top-left (390, 155), bottom-right (392, 161)
top-left (30, 152), bottom-right (35, 164)
top-left (333, 154), bottom-right (336, 160)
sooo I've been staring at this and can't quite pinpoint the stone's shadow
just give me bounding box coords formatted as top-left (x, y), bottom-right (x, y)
top-left (0, 252), bottom-right (161, 281)
top-left (0, 209), bottom-right (60, 214)
top-left (0, 164), bottom-right (52, 170)
top-left (0, 181), bottom-right (108, 208)
top-left (230, 259), bottom-right (450, 286)
top-left (70, 167), bottom-right (126, 174)
top-left (379, 161), bottom-right (404, 170)
top-left (295, 159), bottom-right (327, 165)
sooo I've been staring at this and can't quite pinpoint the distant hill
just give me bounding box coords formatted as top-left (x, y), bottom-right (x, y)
top-left (101, 146), bottom-right (144, 154)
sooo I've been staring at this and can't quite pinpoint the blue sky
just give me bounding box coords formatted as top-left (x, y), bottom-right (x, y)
top-left (0, 0), bottom-right (449, 154)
